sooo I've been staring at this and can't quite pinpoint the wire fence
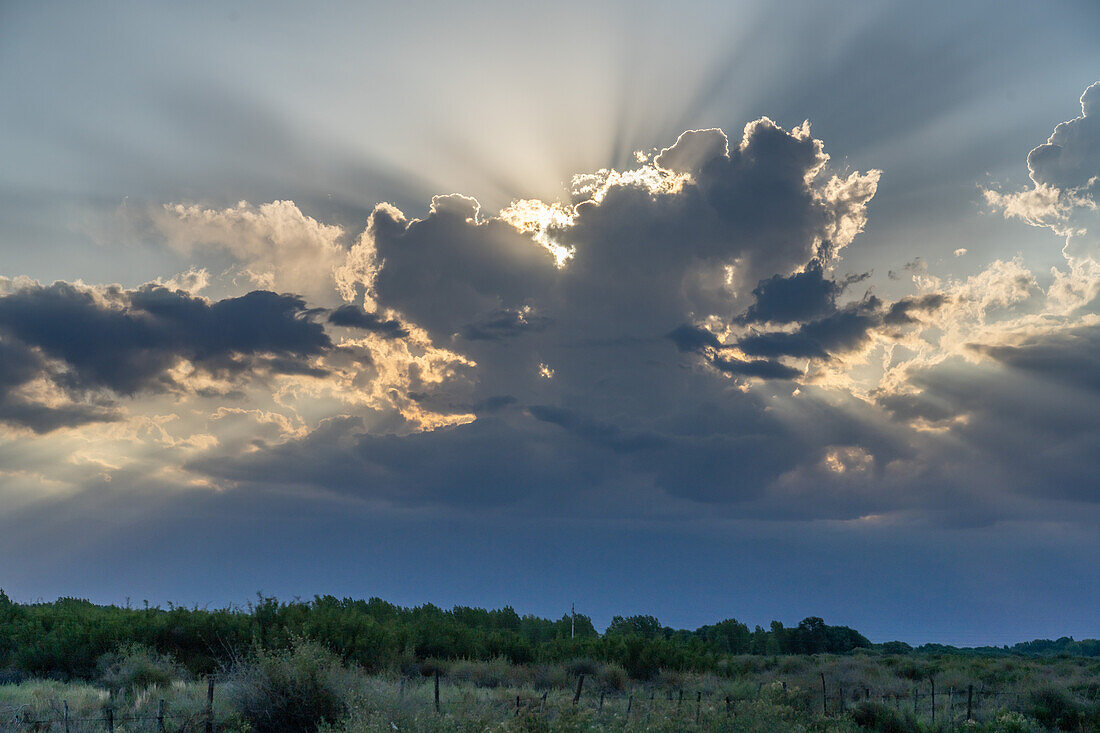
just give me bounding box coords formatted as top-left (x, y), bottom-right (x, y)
top-left (0, 672), bottom-right (1089, 731)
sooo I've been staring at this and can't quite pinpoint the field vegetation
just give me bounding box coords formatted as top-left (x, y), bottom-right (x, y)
top-left (1, 592), bottom-right (1098, 731)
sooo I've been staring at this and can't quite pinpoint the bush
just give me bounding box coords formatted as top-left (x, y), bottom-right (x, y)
top-left (97, 643), bottom-right (186, 693)
top-left (1025, 687), bottom-right (1097, 731)
top-left (229, 638), bottom-right (352, 733)
top-left (849, 700), bottom-right (919, 733)
top-left (596, 663), bottom-right (628, 692)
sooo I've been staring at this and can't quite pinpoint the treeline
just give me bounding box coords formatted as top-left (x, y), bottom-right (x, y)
top-left (912, 637), bottom-right (1100, 658)
top-left (0, 591), bottom-right (870, 681)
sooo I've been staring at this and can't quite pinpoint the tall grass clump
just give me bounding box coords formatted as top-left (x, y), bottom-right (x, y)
top-left (229, 638), bottom-right (353, 733)
top-left (848, 700), bottom-right (919, 732)
top-left (96, 643), bottom-right (187, 693)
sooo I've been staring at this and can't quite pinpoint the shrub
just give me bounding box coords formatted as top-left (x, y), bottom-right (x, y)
top-left (1025, 687), bottom-right (1096, 731)
top-left (229, 638), bottom-right (352, 733)
top-left (849, 700), bottom-right (919, 733)
top-left (565, 657), bottom-right (599, 677)
top-left (596, 663), bottom-right (628, 692)
top-left (96, 643), bottom-right (185, 693)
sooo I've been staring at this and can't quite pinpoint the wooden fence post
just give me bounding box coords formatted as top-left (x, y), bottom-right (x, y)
top-left (821, 672), bottom-right (827, 716)
top-left (158, 699), bottom-right (166, 732)
top-left (206, 676), bottom-right (214, 733)
top-left (106, 705), bottom-right (114, 733)
top-left (63, 700), bottom-right (69, 733)
top-left (930, 676), bottom-right (935, 724)
top-left (572, 673), bottom-right (584, 705)
top-left (913, 686), bottom-right (918, 716)
top-left (967, 684), bottom-right (973, 721)
top-left (677, 688), bottom-right (683, 710)
top-left (696, 690), bottom-right (701, 723)
top-left (434, 669), bottom-right (441, 713)
top-left (626, 693), bottom-right (633, 714)
top-left (599, 691), bottom-right (604, 710)
top-left (726, 694), bottom-right (732, 717)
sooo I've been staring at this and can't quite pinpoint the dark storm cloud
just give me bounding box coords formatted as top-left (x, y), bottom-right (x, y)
top-left (0, 282), bottom-right (330, 395)
top-left (885, 351), bottom-right (1100, 505)
top-left (738, 300), bottom-right (883, 359)
top-left (666, 325), bottom-right (801, 379)
top-left (738, 262), bottom-right (849, 325)
top-left (0, 282), bottom-right (336, 430)
top-left (666, 324), bottom-right (723, 353)
top-left (327, 304), bottom-right (409, 338)
top-left (710, 353), bottom-right (802, 380)
top-left (190, 414), bottom-right (622, 508)
top-left (970, 324), bottom-right (1100, 393)
top-left (367, 197), bottom-right (560, 340)
top-left (883, 293), bottom-right (949, 327)
top-left (0, 339), bottom-right (120, 432)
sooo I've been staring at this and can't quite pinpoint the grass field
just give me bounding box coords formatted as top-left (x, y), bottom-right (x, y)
top-left (2, 647), bottom-right (1099, 732)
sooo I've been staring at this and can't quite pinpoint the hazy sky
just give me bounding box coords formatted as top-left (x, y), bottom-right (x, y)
top-left (2, 1), bottom-right (1099, 645)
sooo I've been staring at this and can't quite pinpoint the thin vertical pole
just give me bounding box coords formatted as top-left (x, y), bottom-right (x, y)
top-left (63, 700), bottom-right (70, 733)
top-left (821, 672), bottom-right (827, 715)
top-left (434, 669), bottom-right (441, 713)
top-left (206, 676), bottom-right (214, 733)
top-left (573, 673), bottom-right (585, 705)
top-left (158, 699), bottom-right (166, 733)
top-left (967, 684), bottom-right (973, 721)
top-left (930, 676), bottom-right (935, 724)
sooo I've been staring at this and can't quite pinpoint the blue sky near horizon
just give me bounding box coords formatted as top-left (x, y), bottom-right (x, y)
top-left (1, 0), bottom-right (1100, 646)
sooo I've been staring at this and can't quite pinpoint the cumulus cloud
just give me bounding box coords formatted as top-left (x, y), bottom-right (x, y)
top-left (0, 281), bottom-right (336, 431)
top-left (150, 200), bottom-right (350, 303)
top-left (9, 100), bottom-right (1100, 529)
top-left (986, 81), bottom-right (1100, 263)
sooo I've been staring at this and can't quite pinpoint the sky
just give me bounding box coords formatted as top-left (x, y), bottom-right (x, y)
top-left (1, 0), bottom-right (1099, 646)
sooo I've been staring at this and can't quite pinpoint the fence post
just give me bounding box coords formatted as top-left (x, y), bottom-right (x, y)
top-left (434, 669), bottom-right (441, 713)
top-left (106, 705), bottom-right (114, 733)
top-left (677, 688), bottom-right (683, 710)
top-left (821, 672), bottom-right (827, 716)
top-left (726, 693), bottom-right (732, 718)
top-left (158, 699), bottom-right (166, 732)
top-left (967, 684), bottom-right (973, 721)
top-left (930, 676), bottom-right (935, 724)
top-left (63, 700), bottom-right (70, 733)
top-left (627, 693), bottom-right (633, 714)
top-left (572, 673), bottom-right (584, 705)
top-left (696, 690), bottom-right (701, 723)
top-left (599, 691), bottom-right (604, 710)
top-left (206, 676), bottom-right (214, 733)
top-left (913, 686), bottom-right (918, 716)
top-left (516, 694), bottom-right (521, 716)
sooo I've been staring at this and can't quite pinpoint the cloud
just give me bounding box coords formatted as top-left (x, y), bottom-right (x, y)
top-left (11, 102), bottom-right (1100, 531)
top-left (327, 304), bottom-right (409, 338)
top-left (738, 261), bottom-right (853, 325)
top-left (148, 200), bottom-right (350, 303)
top-left (0, 281), bottom-right (334, 430)
top-left (986, 81), bottom-right (1100, 263)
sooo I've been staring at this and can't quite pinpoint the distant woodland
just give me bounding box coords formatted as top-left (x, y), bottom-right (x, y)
top-left (1, 591), bottom-right (1096, 681)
